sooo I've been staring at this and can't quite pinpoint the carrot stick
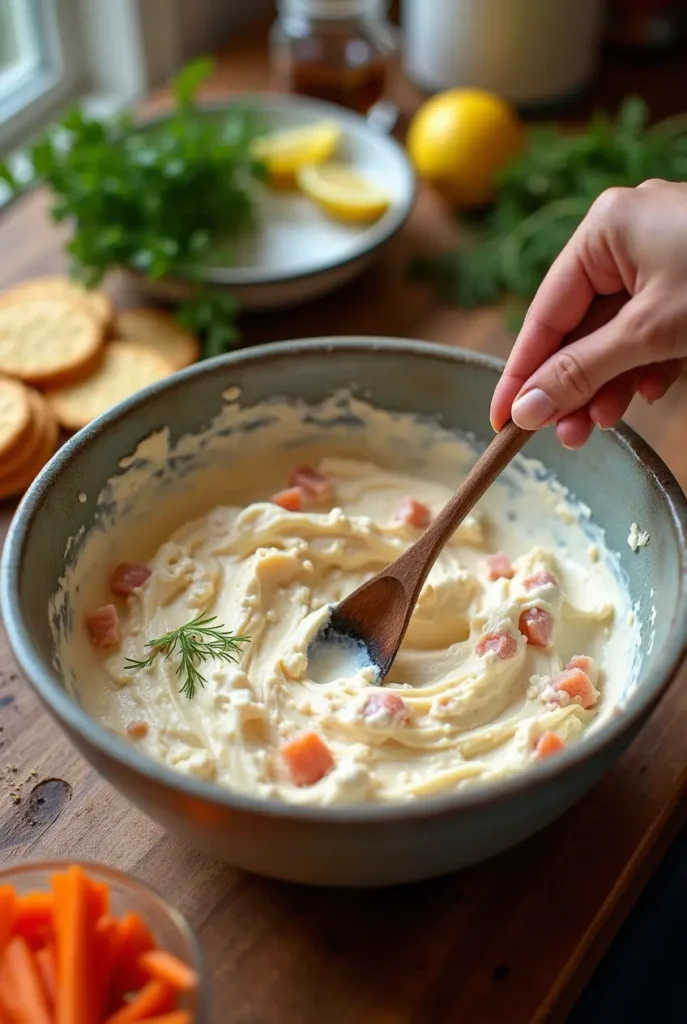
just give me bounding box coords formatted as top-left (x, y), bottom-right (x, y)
top-left (103, 979), bottom-right (176, 1024)
top-left (118, 913), bottom-right (154, 956)
top-left (93, 914), bottom-right (120, 1021)
top-left (0, 935), bottom-right (52, 1024)
top-left (132, 1014), bottom-right (192, 1024)
top-left (0, 886), bottom-right (17, 953)
top-left (14, 892), bottom-right (54, 946)
top-left (35, 946), bottom-right (57, 1010)
top-left (110, 912), bottom-right (155, 1000)
top-left (52, 864), bottom-right (94, 1024)
top-left (87, 879), bottom-right (110, 923)
top-left (138, 950), bottom-right (199, 993)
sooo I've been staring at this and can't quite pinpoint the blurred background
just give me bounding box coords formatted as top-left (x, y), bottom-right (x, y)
top-left (1, 0), bottom-right (686, 161)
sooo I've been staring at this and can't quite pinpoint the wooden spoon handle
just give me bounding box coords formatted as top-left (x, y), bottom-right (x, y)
top-left (448, 292), bottom-right (632, 520)
top-left (432, 420), bottom-right (531, 540)
top-left (397, 419), bottom-right (532, 580)
top-left (392, 290), bottom-right (632, 591)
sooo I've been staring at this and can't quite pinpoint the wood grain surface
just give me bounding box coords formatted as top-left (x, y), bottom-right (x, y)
top-left (1, 26), bottom-right (687, 1024)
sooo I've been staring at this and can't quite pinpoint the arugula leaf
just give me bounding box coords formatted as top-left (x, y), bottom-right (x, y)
top-left (0, 58), bottom-right (265, 357)
top-left (414, 96), bottom-right (687, 321)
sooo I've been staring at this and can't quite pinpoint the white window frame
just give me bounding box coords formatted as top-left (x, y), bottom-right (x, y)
top-left (0, 0), bottom-right (85, 154)
top-left (0, 0), bottom-right (275, 206)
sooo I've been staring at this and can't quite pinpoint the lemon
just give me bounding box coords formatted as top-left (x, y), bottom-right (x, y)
top-left (297, 163), bottom-right (391, 223)
top-left (407, 89), bottom-right (523, 208)
top-left (251, 121), bottom-right (342, 185)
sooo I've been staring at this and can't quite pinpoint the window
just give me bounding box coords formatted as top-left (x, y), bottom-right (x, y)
top-left (0, 0), bottom-right (84, 155)
top-left (0, 0), bottom-right (274, 169)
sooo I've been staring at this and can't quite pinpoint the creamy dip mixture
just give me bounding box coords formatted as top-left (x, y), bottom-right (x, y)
top-left (64, 399), bottom-right (638, 806)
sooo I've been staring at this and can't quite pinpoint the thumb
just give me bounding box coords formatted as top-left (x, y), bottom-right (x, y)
top-left (511, 292), bottom-right (669, 429)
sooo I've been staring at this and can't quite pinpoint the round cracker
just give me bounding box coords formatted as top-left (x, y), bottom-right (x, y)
top-left (2, 276), bottom-right (114, 330)
top-left (0, 376), bottom-right (32, 461)
top-left (0, 296), bottom-right (104, 388)
top-left (0, 397), bottom-right (58, 501)
top-left (0, 388), bottom-right (48, 479)
top-left (114, 308), bottom-right (200, 370)
top-left (46, 341), bottom-right (174, 431)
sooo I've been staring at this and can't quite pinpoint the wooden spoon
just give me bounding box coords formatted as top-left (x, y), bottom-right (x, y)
top-left (309, 291), bottom-right (630, 683)
top-left (309, 419), bottom-right (531, 682)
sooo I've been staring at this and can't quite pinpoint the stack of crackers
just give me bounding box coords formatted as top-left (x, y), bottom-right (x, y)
top-left (0, 276), bottom-right (201, 501)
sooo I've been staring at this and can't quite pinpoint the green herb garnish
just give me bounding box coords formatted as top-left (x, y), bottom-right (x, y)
top-left (176, 290), bottom-right (240, 358)
top-left (412, 97), bottom-right (687, 329)
top-left (1, 57), bottom-right (266, 356)
top-left (125, 612), bottom-right (251, 700)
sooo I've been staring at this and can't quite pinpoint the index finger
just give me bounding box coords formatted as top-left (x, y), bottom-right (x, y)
top-left (490, 204), bottom-right (627, 430)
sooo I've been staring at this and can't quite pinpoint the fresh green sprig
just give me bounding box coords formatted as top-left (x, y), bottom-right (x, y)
top-left (0, 57), bottom-right (266, 356)
top-left (125, 612), bottom-right (251, 700)
top-left (412, 97), bottom-right (687, 327)
top-left (176, 290), bottom-right (240, 358)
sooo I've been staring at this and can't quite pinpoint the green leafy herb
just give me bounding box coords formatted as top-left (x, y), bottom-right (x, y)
top-left (125, 612), bottom-right (251, 700)
top-left (0, 57), bottom-right (267, 356)
top-left (177, 290), bottom-right (240, 358)
top-left (413, 97), bottom-right (687, 327)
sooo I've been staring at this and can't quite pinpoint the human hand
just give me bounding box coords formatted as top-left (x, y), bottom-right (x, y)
top-left (490, 179), bottom-right (687, 448)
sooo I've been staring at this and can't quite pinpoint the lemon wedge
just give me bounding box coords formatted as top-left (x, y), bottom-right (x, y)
top-left (251, 122), bottom-right (342, 184)
top-left (296, 163), bottom-right (391, 223)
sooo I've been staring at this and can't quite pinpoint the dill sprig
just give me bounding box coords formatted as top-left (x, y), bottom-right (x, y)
top-left (125, 612), bottom-right (251, 699)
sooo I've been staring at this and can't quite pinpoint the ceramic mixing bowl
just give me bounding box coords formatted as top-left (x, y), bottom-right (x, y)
top-left (4, 339), bottom-right (687, 887)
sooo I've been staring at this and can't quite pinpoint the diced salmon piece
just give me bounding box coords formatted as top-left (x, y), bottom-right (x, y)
top-left (483, 553), bottom-right (514, 580)
top-left (110, 562), bottom-right (151, 596)
top-left (535, 730), bottom-right (566, 759)
top-left (271, 486), bottom-right (305, 512)
top-left (288, 465), bottom-right (334, 501)
top-left (476, 630), bottom-right (517, 659)
top-left (566, 654), bottom-right (598, 684)
top-left (282, 732), bottom-right (334, 786)
top-left (394, 497), bottom-right (430, 529)
top-left (362, 691), bottom-right (410, 727)
top-left (127, 720), bottom-right (149, 740)
top-left (552, 667), bottom-right (599, 709)
top-left (86, 604), bottom-right (120, 648)
top-left (519, 608), bottom-right (554, 647)
top-left (523, 570), bottom-right (558, 591)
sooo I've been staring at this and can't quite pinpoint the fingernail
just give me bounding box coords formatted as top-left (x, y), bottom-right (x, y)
top-left (511, 388), bottom-right (557, 429)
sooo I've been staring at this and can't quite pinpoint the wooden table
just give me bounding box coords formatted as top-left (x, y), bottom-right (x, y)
top-left (2, 27), bottom-right (687, 1024)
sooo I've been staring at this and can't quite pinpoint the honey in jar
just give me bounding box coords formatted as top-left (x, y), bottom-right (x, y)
top-left (270, 0), bottom-right (398, 114)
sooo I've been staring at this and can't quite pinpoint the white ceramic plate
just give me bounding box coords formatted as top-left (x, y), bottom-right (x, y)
top-left (135, 94), bottom-right (417, 312)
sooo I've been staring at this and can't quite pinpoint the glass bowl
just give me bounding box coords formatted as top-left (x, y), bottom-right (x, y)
top-left (0, 859), bottom-right (207, 1022)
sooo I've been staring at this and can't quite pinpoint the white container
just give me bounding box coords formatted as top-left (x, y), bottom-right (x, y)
top-left (402, 0), bottom-right (604, 109)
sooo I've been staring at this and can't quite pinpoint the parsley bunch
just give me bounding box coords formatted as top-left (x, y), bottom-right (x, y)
top-left (413, 98), bottom-right (687, 328)
top-left (1, 58), bottom-right (266, 356)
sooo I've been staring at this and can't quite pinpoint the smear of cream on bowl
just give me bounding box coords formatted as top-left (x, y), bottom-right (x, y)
top-left (50, 389), bottom-right (642, 805)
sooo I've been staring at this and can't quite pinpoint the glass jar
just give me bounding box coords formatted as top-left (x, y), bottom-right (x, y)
top-left (270, 0), bottom-right (398, 114)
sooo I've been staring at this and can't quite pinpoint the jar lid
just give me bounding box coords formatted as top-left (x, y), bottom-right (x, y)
top-left (279, 0), bottom-right (387, 18)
